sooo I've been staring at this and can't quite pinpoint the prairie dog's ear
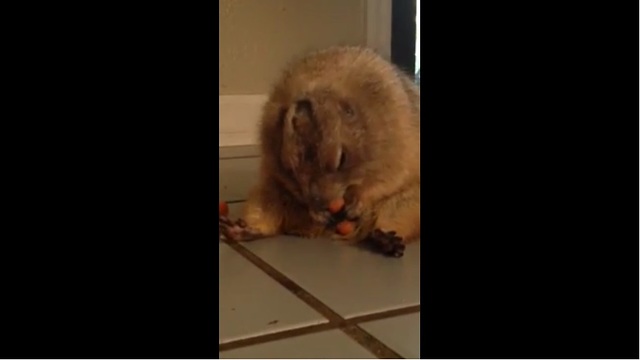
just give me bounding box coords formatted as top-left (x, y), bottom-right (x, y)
top-left (283, 99), bottom-right (313, 136)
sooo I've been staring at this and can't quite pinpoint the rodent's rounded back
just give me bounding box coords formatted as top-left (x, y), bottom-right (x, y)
top-left (272, 46), bottom-right (415, 122)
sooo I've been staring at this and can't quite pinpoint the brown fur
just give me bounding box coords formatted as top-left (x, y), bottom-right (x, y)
top-left (240, 46), bottom-right (420, 244)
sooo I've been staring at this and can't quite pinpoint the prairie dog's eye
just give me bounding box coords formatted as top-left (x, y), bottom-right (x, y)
top-left (336, 147), bottom-right (346, 171)
top-left (340, 101), bottom-right (354, 117)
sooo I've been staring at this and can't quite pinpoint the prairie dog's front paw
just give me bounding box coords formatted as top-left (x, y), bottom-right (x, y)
top-left (219, 216), bottom-right (265, 242)
top-left (366, 229), bottom-right (405, 258)
top-left (343, 185), bottom-right (365, 220)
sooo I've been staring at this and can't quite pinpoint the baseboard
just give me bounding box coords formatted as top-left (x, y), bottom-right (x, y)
top-left (219, 145), bottom-right (261, 159)
top-left (219, 95), bottom-right (268, 147)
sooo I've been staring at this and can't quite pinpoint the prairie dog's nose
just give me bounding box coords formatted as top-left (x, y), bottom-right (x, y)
top-left (309, 184), bottom-right (326, 210)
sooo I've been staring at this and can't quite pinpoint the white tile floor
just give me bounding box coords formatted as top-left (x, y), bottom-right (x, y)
top-left (243, 236), bottom-right (421, 318)
top-left (219, 243), bottom-right (328, 343)
top-left (360, 314), bottom-right (421, 359)
top-left (220, 330), bottom-right (375, 359)
top-left (219, 236), bottom-right (421, 358)
top-left (219, 149), bottom-right (421, 358)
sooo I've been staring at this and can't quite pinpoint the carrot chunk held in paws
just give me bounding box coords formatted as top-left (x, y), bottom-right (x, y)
top-left (336, 220), bottom-right (355, 236)
top-left (328, 198), bottom-right (345, 214)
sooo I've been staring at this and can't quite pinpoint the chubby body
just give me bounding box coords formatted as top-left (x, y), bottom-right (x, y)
top-left (220, 46), bottom-right (420, 256)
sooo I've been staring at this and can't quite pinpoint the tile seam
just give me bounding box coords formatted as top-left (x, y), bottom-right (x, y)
top-left (220, 238), bottom-right (407, 358)
top-left (219, 155), bottom-right (261, 160)
top-left (218, 305), bottom-right (420, 351)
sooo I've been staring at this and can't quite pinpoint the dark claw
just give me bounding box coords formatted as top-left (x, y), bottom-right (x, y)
top-left (366, 229), bottom-right (406, 258)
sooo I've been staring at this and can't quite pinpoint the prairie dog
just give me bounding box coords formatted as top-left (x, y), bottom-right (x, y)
top-left (219, 46), bottom-right (420, 256)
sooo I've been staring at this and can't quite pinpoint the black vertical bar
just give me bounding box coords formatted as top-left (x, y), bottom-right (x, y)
top-left (391, 0), bottom-right (417, 76)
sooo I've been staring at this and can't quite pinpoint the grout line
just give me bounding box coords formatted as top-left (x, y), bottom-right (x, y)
top-left (218, 305), bottom-right (420, 352)
top-left (342, 325), bottom-right (403, 359)
top-left (223, 199), bottom-right (245, 204)
top-left (219, 155), bottom-right (261, 160)
top-left (220, 238), bottom-right (406, 359)
top-left (219, 323), bottom-right (335, 352)
top-left (346, 305), bottom-right (421, 324)
top-left (221, 238), bottom-right (343, 323)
